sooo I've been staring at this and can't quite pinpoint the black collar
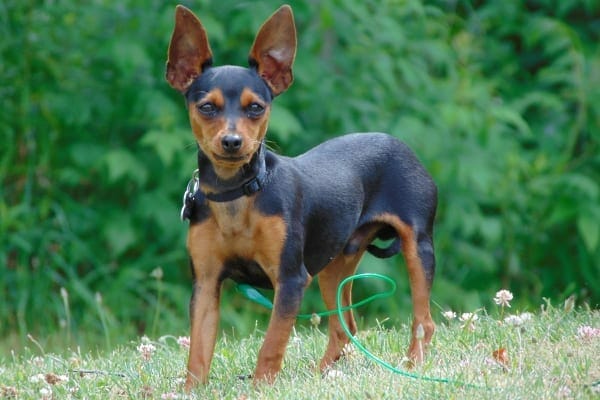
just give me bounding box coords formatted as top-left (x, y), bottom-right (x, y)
top-left (204, 162), bottom-right (267, 202)
top-left (204, 143), bottom-right (267, 202)
top-left (180, 145), bottom-right (268, 221)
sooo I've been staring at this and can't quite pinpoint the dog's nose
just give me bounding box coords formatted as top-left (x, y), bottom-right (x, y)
top-left (221, 134), bottom-right (243, 153)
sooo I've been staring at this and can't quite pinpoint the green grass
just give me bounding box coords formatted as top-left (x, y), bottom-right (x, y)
top-left (1, 304), bottom-right (598, 399)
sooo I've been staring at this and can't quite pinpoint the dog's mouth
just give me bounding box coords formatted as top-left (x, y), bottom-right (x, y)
top-left (212, 152), bottom-right (250, 163)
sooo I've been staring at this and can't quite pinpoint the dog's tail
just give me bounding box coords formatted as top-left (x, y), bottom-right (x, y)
top-left (367, 238), bottom-right (401, 259)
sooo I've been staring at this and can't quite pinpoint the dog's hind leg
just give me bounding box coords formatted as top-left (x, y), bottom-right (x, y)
top-left (368, 213), bottom-right (435, 364)
top-left (400, 223), bottom-right (435, 364)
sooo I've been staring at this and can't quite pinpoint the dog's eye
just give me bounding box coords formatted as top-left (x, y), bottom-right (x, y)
top-left (246, 102), bottom-right (265, 118)
top-left (197, 102), bottom-right (218, 116)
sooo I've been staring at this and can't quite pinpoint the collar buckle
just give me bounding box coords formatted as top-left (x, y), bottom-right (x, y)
top-left (242, 176), bottom-right (262, 196)
top-left (180, 169), bottom-right (200, 221)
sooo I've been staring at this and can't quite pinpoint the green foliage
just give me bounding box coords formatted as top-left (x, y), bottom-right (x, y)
top-left (1, 0), bottom-right (598, 348)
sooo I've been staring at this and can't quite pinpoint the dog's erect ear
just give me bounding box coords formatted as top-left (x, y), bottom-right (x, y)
top-left (249, 5), bottom-right (297, 96)
top-left (166, 5), bottom-right (213, 93)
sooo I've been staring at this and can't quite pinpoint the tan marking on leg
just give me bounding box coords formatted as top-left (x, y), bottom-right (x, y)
top-left (318, 252), bottom-right (363, 371)
top-left (371, 214), bottom-right (435, 364)
top-left (253, 313), bottom-right (296, 384)
top-left (254, 276), bottom-right (311, 384)
top-left (401, 225), bottom-right (434, 363)
top-left (185, 279), bottom-right (221, 389)
top-left (184, 221), bottom-right (225, 390)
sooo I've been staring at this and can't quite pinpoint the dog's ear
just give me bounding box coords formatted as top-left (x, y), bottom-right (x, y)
top-left (249, 5), bottom-right (296, 96)
top-left (166, 5), bottom-right (213, 93)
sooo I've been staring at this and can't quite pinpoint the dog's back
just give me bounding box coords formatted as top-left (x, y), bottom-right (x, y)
top-left (259, 132), bottom-right (436, 275)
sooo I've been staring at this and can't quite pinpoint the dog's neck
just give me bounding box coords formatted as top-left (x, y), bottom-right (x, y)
top-left (196, 143), bottom-right (267, 202)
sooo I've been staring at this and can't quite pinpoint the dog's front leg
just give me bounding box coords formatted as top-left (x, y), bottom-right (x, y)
top-left (185, 261), bottom-right (222, 391)
top-left (254, 274), bottom-right (310, 384)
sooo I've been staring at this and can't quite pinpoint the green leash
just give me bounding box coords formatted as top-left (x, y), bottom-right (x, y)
top-left (335, 274), bottom-right (480, 388)
top-left (236, 273), bottom-right (397, 319)
top-left (236, 273), bottom-right (484, 389)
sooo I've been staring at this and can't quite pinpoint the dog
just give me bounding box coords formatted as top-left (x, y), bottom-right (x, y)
top-left (166, 4), bottom-right (437, 390)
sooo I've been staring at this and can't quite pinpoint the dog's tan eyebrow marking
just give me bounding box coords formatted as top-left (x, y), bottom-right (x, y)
top-left (197, 88), bottom-right (224, 108)
top-left (240, 87), bottom-right (266, 108)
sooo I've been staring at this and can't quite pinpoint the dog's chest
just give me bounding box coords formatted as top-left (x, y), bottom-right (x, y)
top-left (209, 200), bottom-right (255, 240)
top-left (201, 200), bottom-right (287, 267)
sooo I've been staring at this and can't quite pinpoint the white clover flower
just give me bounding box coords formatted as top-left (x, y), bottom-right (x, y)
top-left (519, 312), bottom-right (532, 322)
top-left (442, 310), bottom-right (457, 320)
top-left (31, 356), bottom-right (44, 367)
top-left (39, 387), bottom-right (52, 400)
top-left (459, 312), bottom-right (478, 330)
top-left (494, 289), bottom-right (513, 307)
top-left (151, 267), bottom-right (164, 280)
top-left (177, 336), bottom-right (190, 349)
top-left (137, 342), bottom-right (157, 361)
top-left (310, 313), bottom-right (321, 327)
top-left (576, 325), bottom-right (600, 340)
top-left (459, 312), bottom-right (479, 322)
top-left (557, 385), bottom-right (572, 398)
top-left (324, 369), bottom-right (346, 379)
top-left (29, 373), bottom-right (46, 383)
top-left (289, 335), bottom-right (302, 348)
top-left (174, 377), bottom-right (187, 386)
top-left (503, 314), bottom-right (521, 326)
top-left (341, 343), bottom-right (356, 358)
top-left (504, 312), bottom-right (533, 326)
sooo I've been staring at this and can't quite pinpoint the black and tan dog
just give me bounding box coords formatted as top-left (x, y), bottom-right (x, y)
top-left (166, 5), bottom-right (437, 390)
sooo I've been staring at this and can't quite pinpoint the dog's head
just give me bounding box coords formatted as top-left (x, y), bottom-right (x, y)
top-left (166, 5), bottom-right (296, 178)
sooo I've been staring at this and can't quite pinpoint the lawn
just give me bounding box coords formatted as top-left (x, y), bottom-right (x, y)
top-left (1, 295), bottom-right (598, 399)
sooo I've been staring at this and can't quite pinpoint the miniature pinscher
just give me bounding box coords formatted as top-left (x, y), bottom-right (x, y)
top-left (166, 5), bottom-right (437, 390)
